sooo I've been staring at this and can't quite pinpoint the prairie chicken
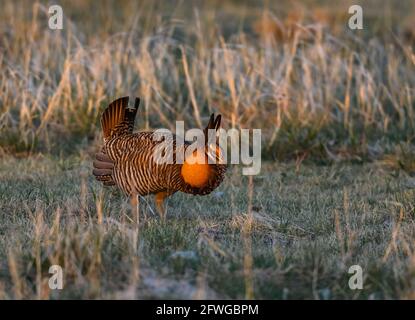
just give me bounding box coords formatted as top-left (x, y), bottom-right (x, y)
top-left (93, 96), bottom-right (226, 217)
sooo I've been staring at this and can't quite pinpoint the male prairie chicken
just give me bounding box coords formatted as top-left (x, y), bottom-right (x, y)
top-left (93, 96), bottom-right (226, 217)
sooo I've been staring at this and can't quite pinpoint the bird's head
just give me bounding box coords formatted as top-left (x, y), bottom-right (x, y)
top-left (180, 113), bottom-right (225, 190)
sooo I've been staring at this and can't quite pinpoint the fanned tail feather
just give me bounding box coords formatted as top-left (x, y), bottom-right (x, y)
top-left (95, 96), bottom-right (141, 187)
top-left (101, 96), bottom-right (140, 140)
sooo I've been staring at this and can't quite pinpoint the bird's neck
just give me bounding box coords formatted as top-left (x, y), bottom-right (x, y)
top-left (180, 151), bottom-right (211, 188)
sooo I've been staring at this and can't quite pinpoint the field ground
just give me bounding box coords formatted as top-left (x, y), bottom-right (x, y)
top-left (0, 155), bottom-right (414, 299)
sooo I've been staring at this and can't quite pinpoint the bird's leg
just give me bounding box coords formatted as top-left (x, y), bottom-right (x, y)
top-left (130, 194), bottom-right (140, 226)
top-left (155, 191), bottom-right (169, 222)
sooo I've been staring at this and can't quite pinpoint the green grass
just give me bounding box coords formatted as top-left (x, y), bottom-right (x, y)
top-left (1, 155), bottom-right (414, 299)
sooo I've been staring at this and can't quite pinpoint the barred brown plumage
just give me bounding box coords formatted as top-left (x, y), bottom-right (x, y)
top-left (93, 96), bottom-right (227, 217)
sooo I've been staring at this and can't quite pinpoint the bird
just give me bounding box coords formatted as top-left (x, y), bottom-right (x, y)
top-left (92, 96), bottom-right (226, 219)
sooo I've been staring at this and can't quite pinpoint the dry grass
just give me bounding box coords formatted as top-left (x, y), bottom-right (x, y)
top-left (0, 0), bottom-right (414, 161)
top-left (0, 0), bottom-right (415, 299)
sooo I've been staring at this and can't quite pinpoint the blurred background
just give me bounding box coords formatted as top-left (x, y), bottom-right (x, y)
top-left (0, 0), bottom-right (414, 168)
